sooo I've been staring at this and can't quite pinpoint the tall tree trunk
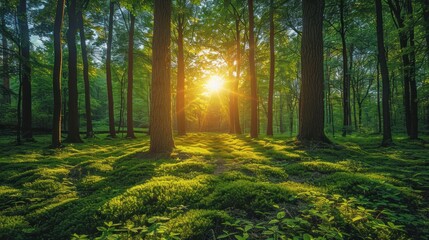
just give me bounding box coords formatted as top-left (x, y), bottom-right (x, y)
top-left (298, 0), bottom-right (328, 142)
top-left (234, 18), bottom-right (242, 134)
top-left (424, 0), bottom-right (429, 129)
top-left (377, 61), bottom-right (382, 133)
top-left (267, 0), bottom-right (275, 136)
top-left (406, 0), bottom-right (418, 139)
top-left (339, 0), bottom-right (351, 136)
top-left (399, 34), bottom-right (411, 135)
top-left (65, 0), bottom-right (82, 143)
top-left (229, 61), bottom-right (235, 133)
top-left (106, 1), bottom-right (116, 137)
top-left (17, 0), bottom-right (32, 140)
top-left (279, 91), bottom-right (285, 133)
top-left (289, 105), bottom-right (294, 136)
top-left (51, 0), bottom-right (65, 148)
top-left (2, 15), bottom-right (10, 105)
top-left (176, 10), bottom-right (186, 136)
top-left (78, 10), bottom-right (94, 138)
top-left (376, 0), bottom-right (393, 146)
top-left (126, 14), bottom-right (135, 138)
top-left (150, 0), bottom-right (175, 153)
top-left (248, 0), bottom-right (258, 138)
top-left (63, 87), bottom-right (67, 132)
top-left (388, 0), bottom-right (412, 137)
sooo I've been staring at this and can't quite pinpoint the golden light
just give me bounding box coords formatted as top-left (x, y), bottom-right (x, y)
top-left (204, 75), bottom-right (224, 94)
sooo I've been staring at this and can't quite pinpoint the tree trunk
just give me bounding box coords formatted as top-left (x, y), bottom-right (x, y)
top-left (176, 11), bottom-right (186, 136)
top-left (126, 14), bottom-right (135, 138)
top-left (51, 0), bottom-right (65, 148)
top-left (229, 61), bottom-right (235, 133)
top-left (279, 91), bottom-right (285, 133)
top-left (65, 0), bottom-right (82, 143)
top-left (298, 0), bottom-right (328, 142)
top-left (17, 0), bottom-right (32, 140)
top-left (78, 10), bottom-right (94, 138)
top-left (2, 15), bottom-right (10, 105)
top-left (267, 0), bottom-right (275, 136)
top-left (289, 105), bottom-right (294, 136)
top-left (150, 0), bottom-right (175, 153)
top-left (377, 60), bottom-right (382, 133)
top-left (63, 87), bottom-right (67, 132)
top-left (406, 0), bottom-right (418, 139)
top-left (375, 0), bottom-right (393, 146)
top-left (339, 0), bottom-right (351, 137)
top-left (106, 1), bottom-right (116, 137)
top-left (233, 18), bottom-right (242, 134)
top-left (248, 0), bottom-right (258, 138)
top-left (423, 0), bottom-right (429, 130)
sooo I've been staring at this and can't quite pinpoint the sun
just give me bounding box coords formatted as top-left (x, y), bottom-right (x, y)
top-left (205, 75), bottom-right (224, 94)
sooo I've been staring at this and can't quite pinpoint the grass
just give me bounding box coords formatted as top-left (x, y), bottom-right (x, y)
top-left (0, 133), bottom-right (428, 239)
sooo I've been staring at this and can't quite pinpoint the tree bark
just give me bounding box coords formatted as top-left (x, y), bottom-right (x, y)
top-left (65, 0), bottom-right (82, 143)
top-left (78, 10), bottom-right (94, 138)
top-left (248, 0), bottom-right (258, 138)
top-left (17, 0), bottom-right (32, 140)
top-left (126, 13), bottom-right (135, 138)
top-left (150, 0), bottom-right (175, 153)
top-left (2, 15), bottom-right (10, 105)
top-left (233, 17), bottom-right (242, 134)
top-left (424, 0), bottom-right (429, 130)
top-left (406, 0), bottom-right (418, 139)
top-left (106, 1), bottom-right (116, 137)
top-left (176, 9), bottom-right (186, 136)
top-left (339, 0), bottom-right (351, 136)
top-left (51, 0), bottom-right (65, 148)
top-left (298, 0), bottom-right (328, 142)
top-left (267, 0), bottom-right (275, 136)
top-left (375, 0), bottom-right (393, 146)
top-left (377, 61), bottom-right (382, 133)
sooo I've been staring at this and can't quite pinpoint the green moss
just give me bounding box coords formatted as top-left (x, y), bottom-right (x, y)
top-left (239, 163), bottom-right (288, 182)
top-left (204, 180), bottom-right (296, 214)
top-left (101, 175), bottom-right (213, 220)
top-left (0, 215), bottom-right (32, 239)
top-left (156, 157), bottom-right (215, 177)
top-left (167, 209), bottom-right (232, 239)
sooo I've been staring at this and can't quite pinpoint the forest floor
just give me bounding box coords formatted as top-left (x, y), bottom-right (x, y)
top-left (0, 133), bottom-right (428, 240)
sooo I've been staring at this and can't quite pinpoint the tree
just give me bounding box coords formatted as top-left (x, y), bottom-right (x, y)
top-left (51, 0), bottom-right (65, 148)
top-left (248, 0), bottom-right (258, 138)
top-left (150, 0), bottom-right (175, 153)
top-left (266, 0), bottom-right (275, 136)
top-left (339, 0), bottom-right (352, 136)
top-left (106, 0), bottom-right (116, 138)
top-left (17, 0), bottom-right (32, 140)
top-left (176, 0), bottom-right (186, 136)
top-left (387, 0), bottom-right (418, 139)
top-left (297, 0), bottom-right (329, 142)
top-left (2, 14), bottom-right (10, 105)
top-left (65, 0), bottom-right (82, 143)
top-left (375, 0), bottom-right (393, 146)
top-left (78, 1), bottom-right (94, 138)
top-left (126, 13), bottom-right (136, 138)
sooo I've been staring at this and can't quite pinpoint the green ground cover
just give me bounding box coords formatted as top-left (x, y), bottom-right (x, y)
top-left (0, 133), bottom-right (428, 239)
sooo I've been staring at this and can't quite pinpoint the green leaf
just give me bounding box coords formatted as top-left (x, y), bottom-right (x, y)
top-left (268, 219), bottom-right (279, 224)
top-left (303, 233), bottom-right (313, 240)
top-left (277, 211), bottom-right (286, 219)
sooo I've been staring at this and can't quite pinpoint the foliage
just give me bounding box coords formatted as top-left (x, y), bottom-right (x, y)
top-left (0, 133), bottom-right (428, 239)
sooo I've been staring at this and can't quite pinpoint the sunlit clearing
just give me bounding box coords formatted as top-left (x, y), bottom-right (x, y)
top-left (204, 75), bottom-right (224, 94)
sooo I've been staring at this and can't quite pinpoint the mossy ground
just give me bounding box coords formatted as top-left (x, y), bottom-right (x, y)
top-left (0, 133), bottom-right (428, 239)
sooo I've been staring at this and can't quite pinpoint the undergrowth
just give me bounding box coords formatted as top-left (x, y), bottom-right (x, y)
top-left (0, 133), bottom-right (428, 239)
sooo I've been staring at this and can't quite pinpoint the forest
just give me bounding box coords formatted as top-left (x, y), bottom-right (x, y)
top-left (0, 0), bottom-right (429, 239)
